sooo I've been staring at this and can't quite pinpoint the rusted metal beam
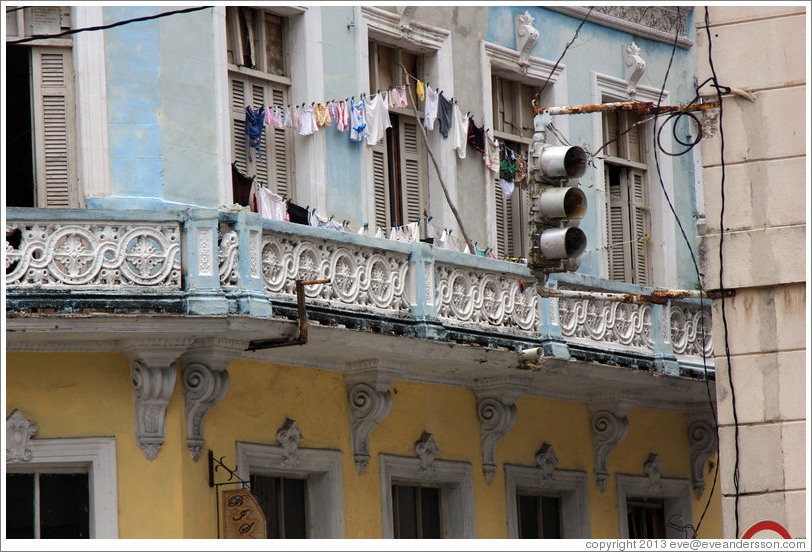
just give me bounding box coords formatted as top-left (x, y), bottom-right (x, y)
top-left (246, 278), bottom-right (331, 351)
top-left (540, 287), bottom-right (717, 305)
top-left (535, 100), bottom-right (719, 117)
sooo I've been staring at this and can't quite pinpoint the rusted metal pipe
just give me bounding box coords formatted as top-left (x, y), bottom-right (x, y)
top-left (535, 100), bottom-right (719, 117)
top-left (540, 287), bottom-right (716, 305)
top-left (246, 278), bottom-right (331, 351)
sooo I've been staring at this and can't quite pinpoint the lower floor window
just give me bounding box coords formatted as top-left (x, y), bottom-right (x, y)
top-left (250, 474), bottom-right (307, 538)
top-left (517, 493), bottom-right (562, 539)
top-left (6, 472), bottom-right (89, 539)
top-left (392, 484), bottom-right (441, 539)
top-left (627, 498), bottom-right (666, 539)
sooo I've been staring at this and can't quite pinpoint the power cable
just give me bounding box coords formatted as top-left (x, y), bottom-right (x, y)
top-left (536, 7), bottom-right (593, 100)
top-left (6, 6), bottom-right (212, 45)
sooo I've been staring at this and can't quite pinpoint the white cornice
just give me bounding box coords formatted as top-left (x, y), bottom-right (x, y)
top-left (361, 5), bottom-right (449, 52)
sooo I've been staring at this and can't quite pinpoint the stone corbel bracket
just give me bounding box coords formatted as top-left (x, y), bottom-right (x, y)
top-left (515, 10), bottom-right (540, 70)
top-left (415, 431), bottom-right (439, 479)
top-left (6, 409), bottom-right (39, 463)
top-left (644, 452), bottom-right (662, 493)
top-left (346, 360), bottom-right (400, 475)
top-left (687, 416), bottom-right (718, 499)
top-left (535, 443), bottom-right (559, 487)
top-left (180, 338), bottom-right (244, 461)
top-left (624, 42), bottom-right (646, 96)
top-left (590, 401), bottom-right (630, 492)
top-left (399, 6), bottom-right (417, 30)
top-left (277, 418), bottom-right (303, 468)
top-left (475, 375), bottom-right (532, 484)
top-left (123, 338), bottom-right (193, 461)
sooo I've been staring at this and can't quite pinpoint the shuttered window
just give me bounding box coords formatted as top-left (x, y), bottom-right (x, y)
top-left (603, 109), bottom-right (650, 285)
top-left (368, 42), bottom-right (428, 233)
top-left (227, 8), bottom-right (293, 199)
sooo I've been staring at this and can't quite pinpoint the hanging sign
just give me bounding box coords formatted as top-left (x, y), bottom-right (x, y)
top-left (221, 488), bottom-right (267, 539)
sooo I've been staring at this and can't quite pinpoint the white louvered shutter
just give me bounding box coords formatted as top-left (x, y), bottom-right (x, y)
top-left (32, 47), bottom-right (77, 208)
top-left (630, 168), bottom-right (649, 285)
top-left (494, 176), bottom-right (507, 257)
top-left (399, 119), bottom-right (426, 231)
top-left (230, 75), bottom-right (250, 175)
top-left (371, 140), bottom-right (390, 231)
top-left (270, 86), bottom-right (292, 199)
top-left (605, 166), bottom-right (628, 282)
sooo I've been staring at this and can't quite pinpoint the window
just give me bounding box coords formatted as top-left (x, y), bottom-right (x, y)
top-left (236, 441), bottom-right (344, 538)
top-left (504, 464), bottom-right (590, 539)
top-left (391, 484), bottom-right (442, 538)
top-left (368, 42), bottom-right (428, 232)
top-left (491, 75), bottom-right (536, 259)
top-left (603, 106), bottom-right (651, 285)
top-left (6, 472), bottom-right (90, 538)
top-left (227, 7), bottom-right (293, 199)
top-left (615, 474), bottom-right (692, 539)
top-left (250, 474), bottom-right (307, 538)
top-left (6, 7), bottom-right (78, 208)
top-left (379, 454), bottom-right (475, 538)
top-left (626, 497), bottom-right (666, 539)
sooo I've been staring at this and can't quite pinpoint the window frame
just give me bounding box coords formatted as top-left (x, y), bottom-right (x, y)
top-left (379, 453), bottom-right (475, 538)
top-left (5, 436), bottom-right (119, 539)
top-left (235, 441), bottom-right (345, 539)
top-left (504, 463), bottom-right (590, 539)
top-left (615, 473), bottom-right (693, 539)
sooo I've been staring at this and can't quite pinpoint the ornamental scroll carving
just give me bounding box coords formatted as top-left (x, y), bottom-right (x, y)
top-left (348, 382), bottom-right (392, 475)
top-left (478, 397), bottom-right (518, 484)
top-left (435, 264), bottom-right (539, 335)
top-left (218, 230), bottom-right (239, 286)
top-left (515, 11), bottom-right (539, 69)
top-left (591, 409), bottom-right (629, 492)
top-left (624, 42), bottom-right (646, 96)
top-left (258, 233), bottom-right (410, 315)
top-left (6, 409), bottom-right (39, 463)
top-left (670, 304), bottom-right (714, 359)
top-left (688, 418), bottom-right (718, 499)
top-left (130, 362), bottom-right (177, 461)
top-left (415, 432), bottom-right (439, 479)
top-left (644, 452), bottom-right (662, 493)
top-left (535, 443), bottom-right (559, 486)
top-left (6, 222), bottom-right (181, 289)
top-left (277, 418), bottom-right (303, 468)
top-left (559, 294), bottom-right (653, 351)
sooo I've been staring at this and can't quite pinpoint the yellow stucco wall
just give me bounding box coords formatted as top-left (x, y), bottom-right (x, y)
top-left (5, 353), bottom-right (722, 539)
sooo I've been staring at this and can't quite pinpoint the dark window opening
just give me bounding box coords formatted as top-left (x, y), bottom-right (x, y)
top-left (6, 45), bottom-right (35, 207)
top-left (517, 493), bottom-right (562, 539)
top-left (627, 498), bottom-right (666, 539)
top-left (250, 474), bottom-right (307, 539)
top-left (392, 484), bottom-right (441, 539)
top-left (6, 472), bottom-right (90, 539)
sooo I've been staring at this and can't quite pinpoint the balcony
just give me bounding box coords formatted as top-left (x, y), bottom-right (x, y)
top-left (6, 207), bottom-right (713, 380)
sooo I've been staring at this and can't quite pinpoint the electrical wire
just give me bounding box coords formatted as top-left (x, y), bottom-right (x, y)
top-left (6, 6), bottom-right (212, 45)
top-left (703, 6), bottom-right (738, 538)
top-left (536, 7), bottom-right (593, 100)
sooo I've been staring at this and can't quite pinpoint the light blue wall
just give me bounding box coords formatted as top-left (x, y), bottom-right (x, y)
top-left (486, 7), bottom-right (700, 288)
top-left (322, 7), bottom-right (363, 224)
top-left (99, 7), bottom-right (219, 210)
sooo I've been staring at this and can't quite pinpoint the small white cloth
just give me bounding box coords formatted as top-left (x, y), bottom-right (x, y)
top-left (366, 92), bottom-right (392, 146)
top-left (451, 104), bottom-right (469, 159)
top-left (423, 86), bottom-right (439, 131)
top-left (255, 187), bottom-right (287, 221)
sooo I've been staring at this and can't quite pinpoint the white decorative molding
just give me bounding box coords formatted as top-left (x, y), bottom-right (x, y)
top-left (6, 409), bottom-right (39, 463)
top-left (123, 338), bottom-right (191, 461)
top-left (623, 42), bottom-right (646, 96)
top-left (671, 303), bottom-right (714, 360)
top-left (414, 431), bottom-right (439, 478)
top-left (687, 418), bottom-right (718, 499)
top-left (180, 338), bottom-right (243, 461)
top-left (361, 6), bottom-right (450, 52)
top-left (379, 454), bottom-right (476, 538)
top-left (197, 227), bottom-right (214, 277)
top-left (6, 435), bottom-right (119, 538)
top-left (218, 229), bottom-right (239, 285)
top-left (236, 441), bottom-right (345, 538)
top-left (259, 232), bottom-right (410, 315)
top-left (549, 6), bottom-right (693, 49)
top-left (535, 443), bottom-right (559, 486)
top-left (475, 376), bottom-right (531, 484)
top-left (559, 293), bottom-right (654, 352)
top-left (435, 264), bottom-right (539, 336)
top-left (347, 381), bottom-right (393, 475)
top-left (398, 6), bottom-right (417, 29)
top-left (514, 11), bottom-right (539, 70)
top-left (643, 452), bottom-right (663, 493)
top-left (276, 418), bottom-right (303, 468)
top-left (591, 408), bottom-right (630, 492)
top-left (505, 464), bottom-right (591, 538)
top-left (616, 474), bottom-right (693, 539)
top-left (6, 222), bottom-right (181, 289)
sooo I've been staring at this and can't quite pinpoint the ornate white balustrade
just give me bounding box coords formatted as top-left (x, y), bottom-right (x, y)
top-left (6, 220), bottom-right (181, 289)
top-left (435, 263), bottom-right (540, 336)
top-left (669, 303), bottom-right (714, 360)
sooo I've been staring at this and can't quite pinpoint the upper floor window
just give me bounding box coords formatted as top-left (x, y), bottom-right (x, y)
top-left (626, 497), bottom-right (666, 538)
top-left (516, 492), bottom-right (563, 539)
top-left (226, 7), bottom-right (293, 199)
top-left (602, 105), bottom-right (651, 285)
top-left (6, 471), bottom-right (90, 539)
top-left (250, 474), bottom-right (307, 538)
top-left (391, 483), bottom-right (441, 538)
top-left (6, 7), bottom-right (78, 208)
top-left (368, 41), bottom-right (428, 233)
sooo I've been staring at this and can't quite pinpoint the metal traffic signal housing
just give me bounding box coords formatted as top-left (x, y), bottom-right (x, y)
top-left (527, 112), bottom-right (589, 277)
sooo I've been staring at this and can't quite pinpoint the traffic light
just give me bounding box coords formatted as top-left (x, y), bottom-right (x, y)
top-left (527, 122), bottom-right (588, 276)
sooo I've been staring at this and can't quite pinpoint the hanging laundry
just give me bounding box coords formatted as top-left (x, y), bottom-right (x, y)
top-left (374, 227), bottom-right (384, 239)
top-left (423, 86), bottom-right (439, 131)
top-left (231, 163), bottom-right (255, 207)
top-left (283, 107), bottom-right (293, 128)
top-left (293, 105), bottom-right (302, 130)
top-left (403, 221), bottom-right (420, 242)
top-left (390, 86), bottom-right (408, 108)
top-left (484, 130), bottom-right (500, 174)
top-left (366, 92), bottom-right (391, 146)
top-left (514, 154), bottom-right (528, 188)
top-left (299, 104), bottom-right (319, 136)
top-left (264, 106), bottom-right (274, 126)
top-left (451, 103), bottom-right (469, 159)
top-left (388, 226), bottom-right (411, 243)
top-left (256, 187), bottom-right (287, 221)
top-left (437, 93), bottom-right (453, 139)
top-left (349, 97), bottom-right (369, 143)
top-left (499, 179), bottom-right (515, 199)
top-left (286, 201), bottom-right (309, 225)
top-left (244, 106), bottom-right (265, 162)
top-left (467, 119), bottom-right (486, 153)
top-left (499, 147), bottom-right (517, 199)
top-left (314, 103), bottom-right (331, 127)
top-left (274, 107), bottom-right (284, 130)
top-left (416, 80), bottom-right (425, 101)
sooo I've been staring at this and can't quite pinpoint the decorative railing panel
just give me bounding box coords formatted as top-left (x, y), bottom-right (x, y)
top-left (670, 303), bottom-right (714, 360)
top-left (434, 263), bottom-right (540, 336)
top-left (559, 297), bottom-right (654, 352)
top-left (218, 229), bottom-right (239, 286)
top-left (257, 231), bottom-right (411, 315)
top-left (6, 222), bottom-right (181, 289)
